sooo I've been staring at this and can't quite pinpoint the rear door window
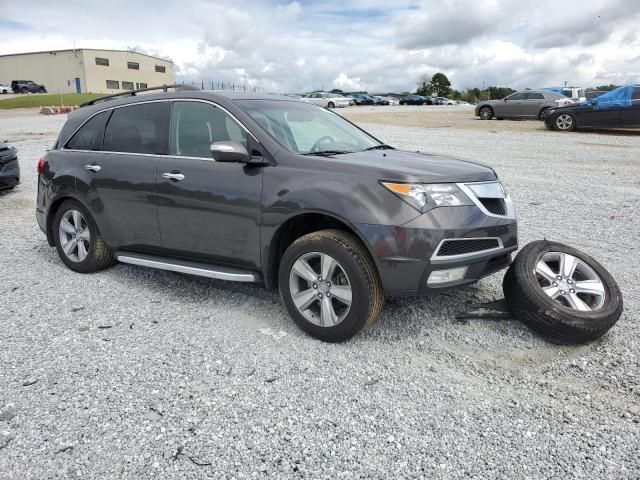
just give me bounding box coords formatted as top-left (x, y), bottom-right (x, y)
top-left (169, 101), bottom-right (248, 158)
top-left (66, 110), bottom-right (110, 150)
top-left (526, 92), bottom-right (544, 100)
top-left (103, 102), bottom-right (169, 154)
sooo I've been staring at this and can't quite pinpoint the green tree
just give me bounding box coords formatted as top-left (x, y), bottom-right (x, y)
top-left (429, 72), bottom-right (451, 97)
top-left (594, 84), bottom-right (619, 91)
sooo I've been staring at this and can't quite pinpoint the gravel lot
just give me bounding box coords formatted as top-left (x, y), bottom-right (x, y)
top-left (1, 107), bottom-right (639, 479)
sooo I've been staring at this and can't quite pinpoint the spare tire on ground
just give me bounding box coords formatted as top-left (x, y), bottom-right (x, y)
top-left (503, 240), bottom-right (623, 344)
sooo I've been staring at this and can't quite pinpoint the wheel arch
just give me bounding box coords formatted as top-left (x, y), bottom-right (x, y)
top-left (263, 211), bottom-right (377, 290)
top-left (45, 194), bottom-right (92, 246)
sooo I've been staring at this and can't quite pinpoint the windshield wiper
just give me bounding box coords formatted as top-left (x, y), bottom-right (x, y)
top-left (363, 144), bottom-right (394, 151)
top-left (302, 150), bottom-right (352, 156)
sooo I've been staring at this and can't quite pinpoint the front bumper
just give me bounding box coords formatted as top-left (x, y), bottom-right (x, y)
top-left (355, 205), bottom-right (518, 296)
top-left (0, 157), bottom-right (20, 190)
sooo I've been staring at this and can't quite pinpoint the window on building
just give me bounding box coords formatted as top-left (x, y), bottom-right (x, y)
top-left (66, 111), bottom-right (110, 151)
top-left (127, 61), bottom-right (140, 70)
top-left (169, 101), bottom-right (248, 158)
top-left (136, 83), bottom-right (148, 89)
top-left (122, 81), bottom-right (134, 90)
top-left (106, 80), bottom-right (119, 89)
top-left (103, 102), bottom-right (168, 154)
top-left (95, 57), bottom-right (109, 66)
top-left (155, 65), bottom-right (166, 73)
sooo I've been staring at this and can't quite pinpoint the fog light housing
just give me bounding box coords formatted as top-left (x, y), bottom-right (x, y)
top-left (427, 266), bottom-right (468, 286)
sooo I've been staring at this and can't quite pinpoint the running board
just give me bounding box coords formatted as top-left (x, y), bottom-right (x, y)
top-left (115, 252), bottom-right (261, 283)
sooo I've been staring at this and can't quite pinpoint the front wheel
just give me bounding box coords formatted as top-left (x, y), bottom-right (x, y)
top-left (327, 102), bottom-right (335, 109)
top-left (279, 229), bottom-right (384, 342)
top-left (553, 113), bottom-right (576, 131)
top-left (53, 200), bottom-right (114, 273)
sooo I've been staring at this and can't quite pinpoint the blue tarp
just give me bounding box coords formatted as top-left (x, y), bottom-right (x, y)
top-left (581, 85), bottom-right (638, 109)
top-left (542, 87), bottom-right (571, 97)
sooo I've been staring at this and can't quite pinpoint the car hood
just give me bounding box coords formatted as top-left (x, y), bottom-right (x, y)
top-left (321, 149), bottom-right (497, 183)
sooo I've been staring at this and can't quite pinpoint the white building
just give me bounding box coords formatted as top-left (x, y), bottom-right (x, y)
top-left (0, 48), bottom-right (175, 94)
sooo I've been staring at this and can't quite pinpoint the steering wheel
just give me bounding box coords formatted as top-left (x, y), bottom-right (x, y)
top-left (310, 135), bottom-right (335, 153)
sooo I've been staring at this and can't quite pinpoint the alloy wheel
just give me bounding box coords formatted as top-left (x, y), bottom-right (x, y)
top-left (556, 114), bottom-right (574, 131)
top-left (289, 252), bottom-right (352, 327)
top-left (535, 252), bottom-right (606, 311)
top-left (479, 107), bottom-right (492, 120)
top-left (58, 209), bottom-right (91, 263)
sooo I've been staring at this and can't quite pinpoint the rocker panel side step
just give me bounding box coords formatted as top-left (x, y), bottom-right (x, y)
top-left (115, 252), bottom-right (261, 283)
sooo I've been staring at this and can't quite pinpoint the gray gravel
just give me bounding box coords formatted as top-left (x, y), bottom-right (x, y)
top-left (0, 108), bottom-right (639, 479)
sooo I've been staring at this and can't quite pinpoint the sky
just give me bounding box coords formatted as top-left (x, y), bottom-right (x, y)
top-left (1, 0), bottom-right (639, 93)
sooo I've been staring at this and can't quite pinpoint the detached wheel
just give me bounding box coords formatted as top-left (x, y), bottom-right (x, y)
top-left (53, 200), bottom-right (114, 273)
top-left (554, 113), bottom-right (576, 131)
top-left (479, 106), bottom-right (493, 120)
top-left (503, 241), bottom-right (623, 344)
top-left (279, 229), bottom-right (384, 342)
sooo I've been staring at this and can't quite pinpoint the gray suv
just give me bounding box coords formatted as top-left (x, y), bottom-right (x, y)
top-left (476, 90), bottom-right (568, 121)
top-left (36, 87), bottom-right (518, 342)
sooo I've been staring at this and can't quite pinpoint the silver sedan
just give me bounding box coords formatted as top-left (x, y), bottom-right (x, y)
top-left (475, 90), bottom-right (572, 121)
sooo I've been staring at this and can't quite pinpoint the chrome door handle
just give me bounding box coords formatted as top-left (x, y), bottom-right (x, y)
top-left (85, 164), bottom-right (101, 172)
top-left (161, 172), bottom-right (185, 181)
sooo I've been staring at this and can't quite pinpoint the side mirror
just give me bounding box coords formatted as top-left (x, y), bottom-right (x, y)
top-left (210, 141), bottom-right (251, 163)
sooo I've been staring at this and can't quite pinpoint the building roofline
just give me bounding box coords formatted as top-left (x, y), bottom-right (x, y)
top-left (0, 48), bottom-right (173, 64)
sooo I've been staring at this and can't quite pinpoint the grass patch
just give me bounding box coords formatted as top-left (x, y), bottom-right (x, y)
top-left (0, 93), bottom-right (106, 109)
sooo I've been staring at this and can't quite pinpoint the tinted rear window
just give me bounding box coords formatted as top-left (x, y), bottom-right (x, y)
top-left (66, 111), bottom-right (110, 150)
top-left (103, 102), bottom-right (168, 154)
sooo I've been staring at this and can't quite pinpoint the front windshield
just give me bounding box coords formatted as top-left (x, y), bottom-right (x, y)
top-left (236, 99), bottom-right (381, 154)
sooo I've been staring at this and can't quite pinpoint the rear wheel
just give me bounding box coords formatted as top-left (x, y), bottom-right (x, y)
top-left (554, 113), bottom-right (576, 131)
top-left (479, 106), bottom-right (493, 120)
top-left (327, 101), bottom-right (335, 109)
top-left (539, 107), bottom-right (550, 121)
top-left (53, 200), bottom-right (114, 273)
top-left (279, 229), bottom-right (384, 342)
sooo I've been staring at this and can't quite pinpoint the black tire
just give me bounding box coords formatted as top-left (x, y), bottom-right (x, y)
top-left (539, 107), bottom-right (550, 121)
top-left (553, 113), bottom-right (577, 132)
top-left (503, 241), bottom-right (623, 344)
top-left (327, 102), bottom-right (335, 109)
top-left (279, 229), bottom-right (384, 342)
top-left (479, 106), bottom-right (493, 120)
top-left (38, 88), bottom-right (47, 93)
top-left (53, 199), bottom-right (114, 273)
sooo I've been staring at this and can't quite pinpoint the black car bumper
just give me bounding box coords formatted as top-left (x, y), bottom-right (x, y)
top-left (0, 152), bottom-right (20, 190)
top-left (355, 205), bottom-right (518, 296)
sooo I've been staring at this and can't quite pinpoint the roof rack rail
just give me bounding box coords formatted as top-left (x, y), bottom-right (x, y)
top-left (79, 84), bottom-right (200, 107)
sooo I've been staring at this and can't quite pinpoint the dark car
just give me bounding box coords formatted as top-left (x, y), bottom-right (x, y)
top-left (36, 87), bottom-right (518, 342)
top-left (0, 142), bottom-right (19, 190)
top-left (350, 94), bottom-right (375, 105)
top-left (544, 84), bottom-right (640, 132)
top-left (399, 95), bottom-right (427, 105)
top-left (372, 96), bottom-right (390, 106)
top-left (11, 80), bottom-right (47, 94)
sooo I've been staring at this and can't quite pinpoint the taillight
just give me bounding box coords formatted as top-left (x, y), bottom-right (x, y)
top-left (37, 158), bottom-right (46, 174)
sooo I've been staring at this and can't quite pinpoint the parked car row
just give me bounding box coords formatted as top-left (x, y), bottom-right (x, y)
top-left (399, 95), bottom-right (471, 106)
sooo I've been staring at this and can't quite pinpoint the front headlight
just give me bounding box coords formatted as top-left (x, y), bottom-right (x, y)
top-left (381, 182), bottom-right (473, 213)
